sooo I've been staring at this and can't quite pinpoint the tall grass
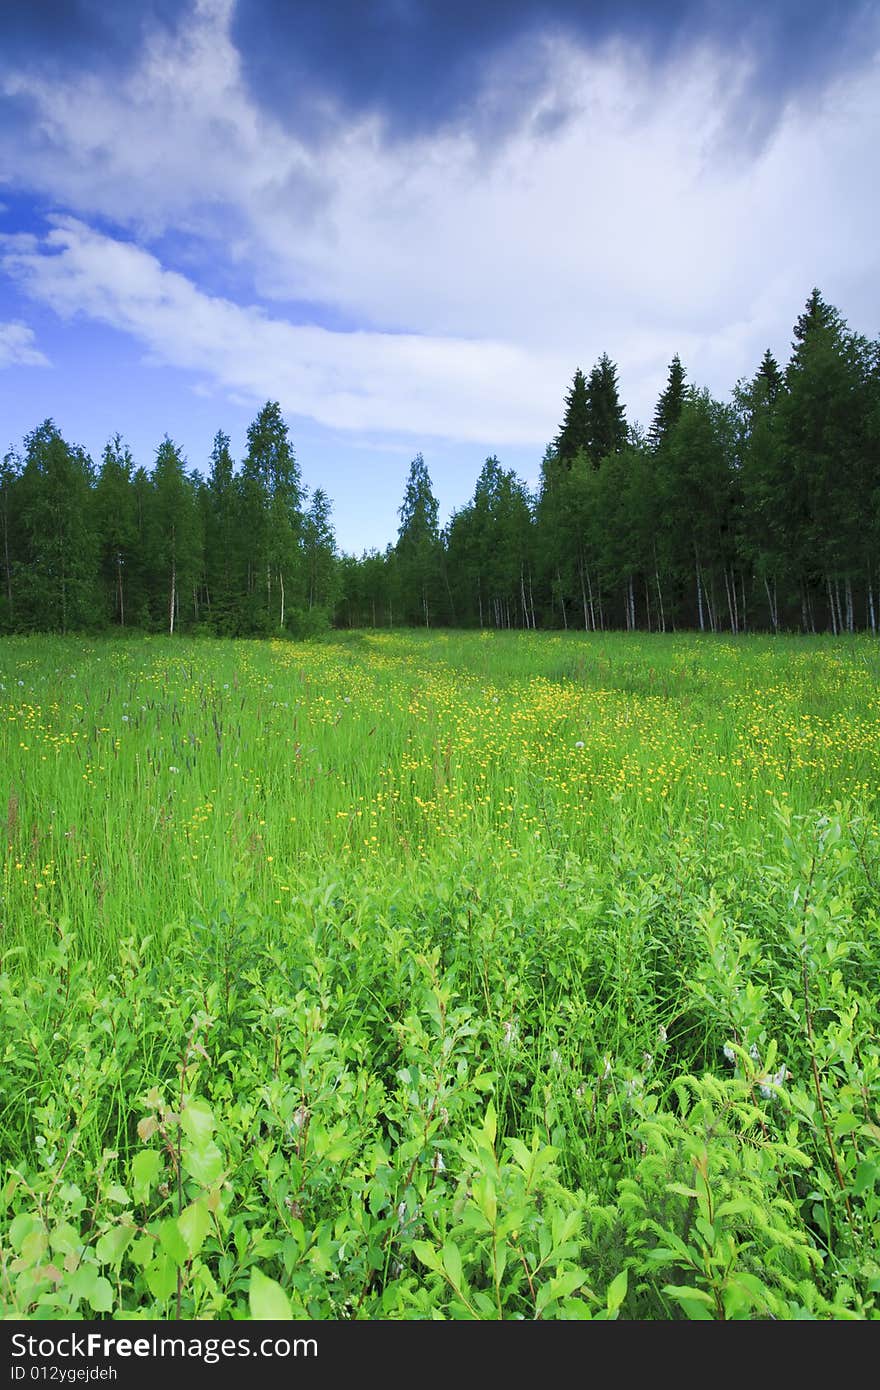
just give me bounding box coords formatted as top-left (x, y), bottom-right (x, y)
top-left (1, 631), bottom-right (878, 1318)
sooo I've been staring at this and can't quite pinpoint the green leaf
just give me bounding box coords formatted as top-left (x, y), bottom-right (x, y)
top-left (412, 1241), bottom-right (442, 1273)
top-left (129, 1235), bottom-right (154, 1269)
top-left (832, 1112), bottom-right (860, 1137)
top-left (249, 1267), bottom-right (292, 1321)
top-left (441, 1241), bottom-right (464, 1289)
top-left (88, 1277), bottom-right (114, 1313)
top-left (853, 1161), bottom-right (878, 1197)
top-left (21, 1229), bottom-right (49, 1266)
top-left (9, 1213), bottom-right (37, 1252)
top-left (131, 1149), bottom-right (161, 1205)
top-left (96, 1224), bottom-right (134, 1267)
top-left (663, 1284), bottom-right (714, 1306)
top-left (666, 1182), bottom-right (701, 1199)
top-left (178, 1199), bottom-right (211, 1259)
top-left (179, 1097), bottom-right (215, 1146)
top-left (606, 1269), bottom-right (628, 1314)
top-left (69, 1262), bottom-right (99, 1303)
top-left (157, 1217), bottom-right (189, 1265)
top-left (145, 1252), bottom-right (178, 1302)
top-left (182, 1138), bottom-right (224, 1186)
top-left (473, 1174), bottom-right (497, 1227)
top-left (483, 1102), bottom-right (497, 1148)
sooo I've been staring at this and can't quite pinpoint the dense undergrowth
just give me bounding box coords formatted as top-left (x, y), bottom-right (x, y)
top-left (1, 630), bottom-right (878, 1318)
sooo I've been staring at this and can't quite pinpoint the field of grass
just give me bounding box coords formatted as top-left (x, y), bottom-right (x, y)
top-left (1, 628), bottom-right (878, 1319)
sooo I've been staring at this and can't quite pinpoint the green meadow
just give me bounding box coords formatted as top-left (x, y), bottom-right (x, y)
top-left (1, 630), bottom-right (878, 1319)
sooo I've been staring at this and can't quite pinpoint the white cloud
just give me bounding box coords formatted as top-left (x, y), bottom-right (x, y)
top-left (0, 319), bottom-right (49, 368)
top-left (0, 217), bottom-right (569, 443)
top-left (0, 0), bottom-right (878, 434)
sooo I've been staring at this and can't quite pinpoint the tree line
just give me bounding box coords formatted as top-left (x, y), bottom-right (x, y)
top-left (2, 288), bottom-right (878, 637)
top-left (1, 402), bottom-right (339, 637)
top-left (346, 289), bottom-right (880, 635)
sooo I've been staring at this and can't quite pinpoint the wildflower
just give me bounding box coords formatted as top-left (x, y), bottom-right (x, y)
top-left (502, 1020), bottom-right (517, 1047)
top-left (657, 1024), bottom-right (668, 1044)
top-left (575, 740), bottom-right (585, 749)
top-left (723, 1044), bottom-right (736, 1064)
top-left (758, 1064), bottom-right (788, 1100)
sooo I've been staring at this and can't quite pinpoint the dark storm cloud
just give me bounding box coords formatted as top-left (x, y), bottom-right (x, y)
top-left (229, 0), bottom-right (879, 143)
top-left (0, 0), bottom-right (182, 71)
top-left (2, 2), bottom-right (876, 147)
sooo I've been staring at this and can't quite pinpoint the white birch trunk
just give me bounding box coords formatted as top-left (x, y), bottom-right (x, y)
top-left (827, 576), bottom-right (837, 635)
top-left (655, 567), bottom-right (665, 633)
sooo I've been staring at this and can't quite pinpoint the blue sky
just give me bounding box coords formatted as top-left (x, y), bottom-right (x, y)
top-left (1, 0), bottom-right (878, 554)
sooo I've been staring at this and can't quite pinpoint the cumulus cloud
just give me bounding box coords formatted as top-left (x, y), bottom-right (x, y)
top-left (0, 217), bottom-right (571, 443)
top-left (0, 319), bottom-right (49, 368)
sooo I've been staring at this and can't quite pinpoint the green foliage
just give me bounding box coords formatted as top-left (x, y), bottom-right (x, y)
top-left (0, 631), bottom-right (878, 1319)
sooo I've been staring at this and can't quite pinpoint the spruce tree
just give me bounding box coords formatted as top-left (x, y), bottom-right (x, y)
top-left (396, 453), bottom-right (442, 627)
top-left (152, 436), bottom-right (199, 635)
top-left (756, 348), bottom-right (783, 405)
top-left (205, 430), bottom-right (239, 633)
top-left (303, 487), bottom-right (338, 614)
top-left (586, 353), bottom-right (627, 464)
top-left (792, 287), bottom-right (840, 351)
top-left (735, 354), bottom-right (787, 631)
top-left (17, 421), bottom-right (97, 632)
top-left (0, 448), bottom-right (21, 629)
top-left (241, 402), bottom-right (303, 630)
top-left (94, 435), bottom-right (137, 626)
top-left (649, 354), bottom-right (687, 449)
top-left (554, 368), bottom-right (591, 466)
top-left (781, 290), bottom-right (874, 631)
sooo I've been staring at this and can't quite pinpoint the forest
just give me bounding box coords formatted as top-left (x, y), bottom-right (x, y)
top-left (2, 288), bottom-right (877, 638)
